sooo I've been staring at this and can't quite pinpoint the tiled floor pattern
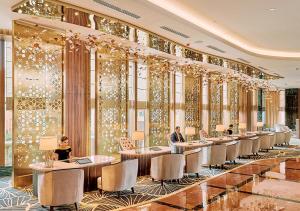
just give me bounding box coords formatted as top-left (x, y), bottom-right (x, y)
top-left (1, 144), bottom-right (300, 210)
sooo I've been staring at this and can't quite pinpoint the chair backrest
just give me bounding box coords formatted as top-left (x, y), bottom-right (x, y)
top-left (239, 139), bottom-right (253, 156)
top-left (251, 137), bottom-right (260, 153)
top-left (185, 149), bottom-right (202, 174)
top-left (102, 159), bottom-right (138, 191)
top-left (268, 133), bottom-right (276, 147)
top-left (285, 131), bottom-right (292, 143)
top-left (275, 132), bottom-right (286, 145)
top-left (38, 169), bottom-right (84, 206)
top-left (119, 137), bottom-right (135, 151)
top-left (225, 141), bottom-right (240, 161)
top-left (259, 135), bottom-right (270, 149)
top-left (210, 144), bottom-right (226, 165)
top-left (151, 154), bottom-right (185, 180)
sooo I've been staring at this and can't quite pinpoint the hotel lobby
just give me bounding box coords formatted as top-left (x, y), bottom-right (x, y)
top-left (1, 0), bottom-right (300, 210)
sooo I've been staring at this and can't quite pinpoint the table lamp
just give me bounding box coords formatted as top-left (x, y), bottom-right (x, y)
top-left (215, 124), bottom-right (225, 138)
top-left (257, 122), bottom-right (264, 132)
top-left (185, 127), bottom-right (196, 143)
top-left (239, 123), bottom-right (247, 136)
top-left (132, 131), bottom-right (145, 153)
top-left (39, 136), bottom-right (58, 168)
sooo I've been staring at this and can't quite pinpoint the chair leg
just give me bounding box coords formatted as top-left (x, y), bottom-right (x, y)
top-left (209, 165), bottom-right (212, 170)
top-left (152, 178), bottom-right (154, 182)
top-left (74, 202), bottom-right (78, 211)
top-left (221, 164), bottom-right (224, 169)
top-left (161, 180), bottom-right (164, 186)
top-left (177, 179), bottom-right (180, 184)
top-left (131, 187), bottom-right (134, 193)
top-left (117, 191), bottom-right (120, 198)
top-left (50, 206), bottom-right (54, 211)
top-left (196, 173), bottom-right (199, 178)
top-left (233, 160), bottom-right (236, 164)
top-left (99, 189), bottom-right (103, 195)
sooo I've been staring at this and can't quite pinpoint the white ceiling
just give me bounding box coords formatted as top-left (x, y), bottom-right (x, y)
top-left (1, 0), bottom-right (300, 88)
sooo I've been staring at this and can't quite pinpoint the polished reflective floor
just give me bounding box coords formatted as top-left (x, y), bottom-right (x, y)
top-left (124, 158), bottom-right (300, 210)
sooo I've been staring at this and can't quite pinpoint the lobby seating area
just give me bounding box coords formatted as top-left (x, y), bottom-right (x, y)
top-left (1, 1), bottom-right (300, 211)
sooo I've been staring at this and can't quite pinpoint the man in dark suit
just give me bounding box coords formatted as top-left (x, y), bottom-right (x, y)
top-left (170, 126), bottom-right (185, 143)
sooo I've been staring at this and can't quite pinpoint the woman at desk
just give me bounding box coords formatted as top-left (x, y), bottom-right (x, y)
top-left (55, 136), bottom-right (72, 160)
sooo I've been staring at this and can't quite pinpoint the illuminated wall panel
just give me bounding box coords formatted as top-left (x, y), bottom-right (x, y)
top-left (185, 76), bottom-right (201, 139)
top-left (228, 81), bottom-right (239, 133)
top-left (96, 48), bottom-right (127, 155)
top-left (13, 21), bottom-right (63, 186)
top-left (148, 59), bottom-right (170, 146)
top-left (209, 77), bottom-right (223, 136)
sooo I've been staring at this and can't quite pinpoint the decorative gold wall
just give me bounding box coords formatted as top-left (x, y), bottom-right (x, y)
top-left (228, 81), bottom-right (239, 133)
top-left (148, 58), bottom-right (170, 146)
top-left (209, 76), bottom-right (223, 136)
top-left (96, 47), bottom-right (128, 155)
top-left (13, 21), bottom-right (63, 186)
top-left (185, 75), bottom-right (201, 139)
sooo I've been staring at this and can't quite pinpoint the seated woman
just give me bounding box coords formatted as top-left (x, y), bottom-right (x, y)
top-left (55, 136), bottom-right (72, 160)
top-left (227, 124), bottom-right (234, 135)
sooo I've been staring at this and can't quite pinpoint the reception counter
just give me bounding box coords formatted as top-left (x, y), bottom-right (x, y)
top-left (30, 155), bottom-right (115, 194)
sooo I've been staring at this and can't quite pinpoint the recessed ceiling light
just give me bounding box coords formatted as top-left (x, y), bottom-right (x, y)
top-left (268, 8), bottom-right (277, 11)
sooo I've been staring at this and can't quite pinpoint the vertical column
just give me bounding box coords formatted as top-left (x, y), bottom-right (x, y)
top-left (222, 82), bottom-right (230, 127)
top-left (0, 40), bottom-right (4, 166)
top-left (248, 90), bottom-right (258, 131)
top-left (201, 75), bottom-right (209, 132)
top-left (64, 9), bottom-right (90, 157)
top-left (278, 90), bottom-right (285, 125)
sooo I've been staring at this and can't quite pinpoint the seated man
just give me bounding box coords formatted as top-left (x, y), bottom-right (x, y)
top-left (170, 126), bottom-right (185, 143)
top-left (227, 124), bottom-right (234, 135)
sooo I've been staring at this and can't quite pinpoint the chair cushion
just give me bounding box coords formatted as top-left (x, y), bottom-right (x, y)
top-left (120, 137), bottom-right (134, 150)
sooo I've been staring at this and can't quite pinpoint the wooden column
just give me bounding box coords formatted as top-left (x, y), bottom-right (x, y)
top-left (64, 9), bottom-right (90, 157)
top-left (0, 40), bottom-right (5, 165)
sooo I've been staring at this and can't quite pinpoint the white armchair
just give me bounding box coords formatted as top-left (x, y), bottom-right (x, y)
top-left (251, 137), bottom-right (260, 155)
top-left (259, 135), bottom-right (271, 151)
top-left (226, 141), bottom-right (239, 164)
top-left (269, 133), bottom-right (276, 148)
top-left (275, 131), bottom-right (286, 145)
top-left (205, 144), bottom-right (226, 169)
top-left (184, 149), bottom-right (202, 177)
top-left (284, 131), bottom-right (292, 145)
top-left (38, 169), bottom-right (84, 211)
top-left (151, 154), bottom-right (185, 186)
top-left (239, 139), bottom-right (253, 158)
top-left (97, 159), bottom-right (138, 197)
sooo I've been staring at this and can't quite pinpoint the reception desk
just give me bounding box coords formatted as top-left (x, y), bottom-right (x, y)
top-left (120, 146), bottom-right (171, 176)
top-left (30, 155), bottom-right (115, 195)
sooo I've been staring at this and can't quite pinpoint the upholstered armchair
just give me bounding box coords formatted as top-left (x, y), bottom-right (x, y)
top-left (284, 131), bottom-right (292, 145)
top-left (238, 139), bottom-right (253, 158)
top-left (205, 144), bottom-right (226, 169)
top-left (38, 169), bottom-right (84, 211)
top-left (151, 154), bottom-right (185, 186)
top-left (275, 131), bottom-right (286, 145)
top-left (184, 148), bottom-right (202, 177)
top-left (97, 159), bottom-right (138, 197)
top-left (259, 135), bottom-right (271, 151)
top-left (119, 137), bottom-right (135, 151)
top-left (251, 137), bottom-right (260, 155)
top-left (225, 141), bottom-right (239, 164)
top-left (268, 133), bottom-right (276, 148)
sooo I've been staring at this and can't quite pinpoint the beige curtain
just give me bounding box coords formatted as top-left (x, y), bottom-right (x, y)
top-left (265, 91), bottom-right (280, 128)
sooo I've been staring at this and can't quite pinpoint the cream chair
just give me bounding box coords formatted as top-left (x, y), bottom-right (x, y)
top-left (284, 131), bottom-right (292, 145)
top-left (98, 159), bottom-right (138, 197)
top-left (184, 148), bottom-right (202, 177)
top-left (38, 169), bottom-right (84, 211)
top-left (251, 137), bottom-right (260, 155)
top-left (259, 135), bottom-right (271, 151)
top-left (151, 154), bottom-right (185, 186)
top-left (205, 144), bottom-right (226, 169)
top-left (119, 137), bottom-right (135, 151)
top-left (275, 131), bottom-right (286, 145)
top-left (269, 133), bottom-right (276, 148)
top-left (238, 139), bottom-right (253, 158)
top-left (225, 141), bottom-right (239, 164)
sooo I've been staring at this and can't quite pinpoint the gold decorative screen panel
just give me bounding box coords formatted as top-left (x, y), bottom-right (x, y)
top-left (209, 77), bottom-right (223, 136)
top-left (185, 76), bottom-right (201, 139)
top-left (13, 21), bottom-right (63, 186)
top-left (228, 81), bottom-right (239, 133)
top-left (148, 59), bottom-right (170, 146)
top-left (96, 48), bottom-right (127, 155)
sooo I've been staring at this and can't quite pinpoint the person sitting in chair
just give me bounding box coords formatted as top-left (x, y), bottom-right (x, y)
top-left (227, 124), bottom-right (234, 135)
top-left (170, 126), bottom-right (185, 143)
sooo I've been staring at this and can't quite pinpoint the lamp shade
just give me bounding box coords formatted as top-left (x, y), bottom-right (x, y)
top-left (39, 136), bottom-right (58, 151)
top-left (257, 122), bottom-right (264, 127)
top-left (239, 123), bottom-right (247, 129)
top-left (132, 131), bottom-right (144, 140)
top-left (215, 124), bottom-right (225, 132)
top-left (185, 127), bottom-right (196, 136)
